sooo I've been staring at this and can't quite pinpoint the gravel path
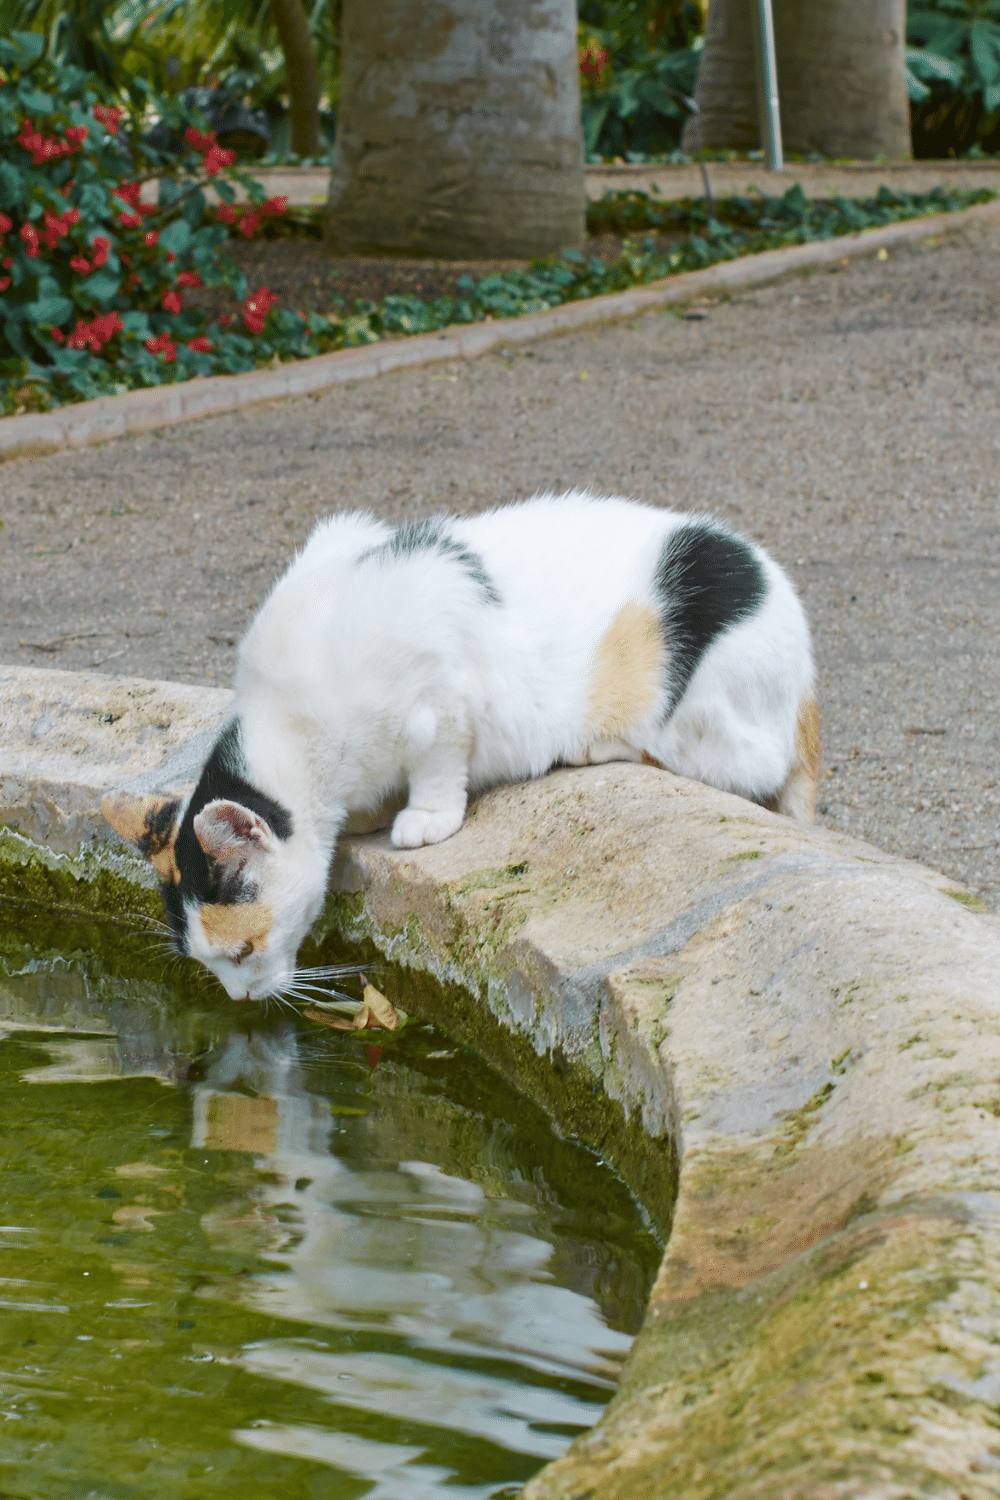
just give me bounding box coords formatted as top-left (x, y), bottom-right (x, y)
top-left (2, 222), bottom-right (998, 909)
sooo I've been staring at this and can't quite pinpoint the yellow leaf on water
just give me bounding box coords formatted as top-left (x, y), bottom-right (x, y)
top-left (359, 980), bottom-right (400, 1030)
top-left (303, 1006), bottom-right (357, 1031)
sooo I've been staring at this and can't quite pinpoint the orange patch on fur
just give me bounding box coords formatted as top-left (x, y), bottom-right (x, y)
top-left (796, 696), bottom-right (821, 785)
top-left (198, 902), bottom-right (273, 953)
top-left (589, 603), bottom-right (662, 739)
top-left (769, 695), bottom-right (820, 824)
top-left (101, 791), bottom-right (181, 883)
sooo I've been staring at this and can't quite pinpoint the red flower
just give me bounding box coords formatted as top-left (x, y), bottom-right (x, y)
top-left (238, 209), bottom-right (261, 238)
top-left (70, 255), bottom-right (92, 275)
top-left (188, 336), bottom-right (213, 352)
top-left (0, 276), bottom-right (9, 292)
top-left (219, 314), bottom-right (235, 326)
top-left (67, 312), bottom-right (122, 352)
top-left (578, 38), bottom-right (609, 86)
top-left (261, 195), bottom-right (287, 218)
top-left (2, 257), bottom-right (12, 269)
top-left (65, 126), bottom-right (88, 149)
top-left (216, 203), bottom-right (236, 224)
top-left (177, 270), bottom-right (202, 288)
top-left (115, 182), bottom-right (142, 206)
top-left (50, 326), bottom-right (63, 341)
top-left (203, 144), bottom-right (235, 176)
top-left (127, 271), bottom-right (141, 288)
top-left (0, 212), bottom-right (11, 234)
top-left (166, 251), bottom-right (175, 263)
top-left (19, 223), bottom-right (40, 258)
top-left (184, 126), bottom-right (216, 153)
top-left (91, 235), bottom-right (110, 268)
top-left (120, 251), bottom-right (130, 264)
top-left (145, 331), bottom-right (176, 362)
top-left (162, 289), bottom-right (183, 314)
top-left (119, 211), bottom-right (143, 228)
top-left (94, 104), bottom-right (122, 133)
top-left (144, 229), bottom-right (158, 248)
top-left (242, 284), bottom-right (277, 334)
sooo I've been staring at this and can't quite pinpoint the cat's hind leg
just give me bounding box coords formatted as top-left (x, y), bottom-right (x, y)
top-left (763, 695), bottom-right (820, 824)
top-left (564, 739), bottom-right (645, 767)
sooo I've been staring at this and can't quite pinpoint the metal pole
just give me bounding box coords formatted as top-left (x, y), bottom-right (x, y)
top-left (750, 0), bottom-right (784, 173)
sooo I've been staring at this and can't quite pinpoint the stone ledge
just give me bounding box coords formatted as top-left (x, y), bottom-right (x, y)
top-left (3, 662), bottom-right (1000, 1498)
top-left (3, 199), bottom-right (999, 461)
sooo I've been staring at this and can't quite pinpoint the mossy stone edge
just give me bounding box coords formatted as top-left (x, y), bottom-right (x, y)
top-left (4, 663), bottom-right (1000, 1499)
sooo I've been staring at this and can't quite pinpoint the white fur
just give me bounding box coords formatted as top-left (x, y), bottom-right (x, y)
top-left (198, 494), bottom-right (813, 1000)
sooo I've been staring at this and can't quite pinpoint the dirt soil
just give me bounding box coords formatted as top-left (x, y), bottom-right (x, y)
top-left (187, 231), bottom-right (682, 319)
top-left (2, 224), bottom-right (998, 910)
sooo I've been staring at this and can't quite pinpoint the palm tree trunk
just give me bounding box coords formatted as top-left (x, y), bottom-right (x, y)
top-left (270, 0), bottom-right (321, 158)
top-left (325, 0), bottom-right (586, 259)
top-left (683, 0), bottom-right (910, 160)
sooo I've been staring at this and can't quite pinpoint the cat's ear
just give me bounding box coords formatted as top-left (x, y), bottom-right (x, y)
top-left (101, 791), bottom-right (182, 883)
top-left (193, 800), bottom-right (275, 869)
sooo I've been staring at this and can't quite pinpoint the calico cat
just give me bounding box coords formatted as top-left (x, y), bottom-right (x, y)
top-left (102, 493), bottom-right (817, 1004)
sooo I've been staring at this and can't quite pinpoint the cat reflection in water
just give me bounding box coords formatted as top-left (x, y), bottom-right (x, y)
top-left (103, 493), bottom-right (817, 1004)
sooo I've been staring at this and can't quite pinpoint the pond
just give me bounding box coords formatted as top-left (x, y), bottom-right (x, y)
top-left (0, 907), bottom-right (660, 1500)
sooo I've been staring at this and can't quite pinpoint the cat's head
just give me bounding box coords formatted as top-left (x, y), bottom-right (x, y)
top-left (101, 789), bottom-right (324, 1002)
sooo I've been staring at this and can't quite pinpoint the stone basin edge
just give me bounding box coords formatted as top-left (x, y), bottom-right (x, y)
top-left (3, 661), bottom-right (1000, 1499)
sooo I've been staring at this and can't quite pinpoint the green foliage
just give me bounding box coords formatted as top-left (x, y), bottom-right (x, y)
top-left (6, 164), bottom-right (995, 416)
top-left (907, 0), bottom-right (1000, 155)
top-left (577, 0), bottom-right (704, 161)
top-left (0, 33), bottom-right (342, 415)
top-left (0, 0), bottom-right (338, 163)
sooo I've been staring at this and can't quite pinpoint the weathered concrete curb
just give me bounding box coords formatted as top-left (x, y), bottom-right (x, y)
top-left (220, 159), bottom-right (1000, 208)
top-left (3, 199), bottom-right (998, 463)
top-left (4, 662), bottom-right (1000, 1498)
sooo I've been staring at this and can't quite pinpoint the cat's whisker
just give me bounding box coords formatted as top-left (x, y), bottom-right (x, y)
top-left (294, 967), bottom-right (365, 985)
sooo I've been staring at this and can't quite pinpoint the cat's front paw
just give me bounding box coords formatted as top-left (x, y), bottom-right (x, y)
top-left (391, 806), bottom-right (465, 848)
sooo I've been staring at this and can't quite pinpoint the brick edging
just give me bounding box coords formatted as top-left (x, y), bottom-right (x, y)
top-left (3, 198), bottom-right (998, 462)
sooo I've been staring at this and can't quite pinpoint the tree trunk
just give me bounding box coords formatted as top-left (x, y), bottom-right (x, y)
top-left (325, 0), bottom-right (586, 259)
top-left (682, 0), bottom-right (910, 161)
top-left (270, 0), bottom-right (322, 158)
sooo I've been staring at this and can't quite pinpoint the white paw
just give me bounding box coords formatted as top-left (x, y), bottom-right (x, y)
top-left (390, 806), bottom-right (465, 848)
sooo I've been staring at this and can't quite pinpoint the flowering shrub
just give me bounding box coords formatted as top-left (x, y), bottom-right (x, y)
top-left (0, 30), bottom-right (342, 415)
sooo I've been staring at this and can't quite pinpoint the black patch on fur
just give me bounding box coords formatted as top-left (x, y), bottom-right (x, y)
top-left (137, 798), bottom-right (181, 860)
top-left (654, 523), bottom-right (766, 716)
top-left (161, 719), bottom-right (292, 947)
top-left (360, 518), bottom-right (502, 606)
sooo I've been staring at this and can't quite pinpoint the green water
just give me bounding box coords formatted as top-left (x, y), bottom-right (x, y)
top-left (0, 908), bottom-right (660, 1500)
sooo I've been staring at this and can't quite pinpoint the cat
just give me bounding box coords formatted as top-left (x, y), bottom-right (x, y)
top-left (102, 492), bottom-right (818, 1005)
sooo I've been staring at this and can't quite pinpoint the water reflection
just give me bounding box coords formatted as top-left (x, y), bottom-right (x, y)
top-left (0, 913), bottom-right (658, 1499)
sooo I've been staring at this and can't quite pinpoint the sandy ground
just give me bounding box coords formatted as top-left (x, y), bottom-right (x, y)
top-left (2, 223), bottom-right (998, 909)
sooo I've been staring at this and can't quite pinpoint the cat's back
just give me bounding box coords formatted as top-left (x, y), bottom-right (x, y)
top-left (452, 492), bottom-right (671, 617)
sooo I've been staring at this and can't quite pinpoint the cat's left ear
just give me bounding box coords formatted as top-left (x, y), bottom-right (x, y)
top-left (193, 800), bottom-right (275, 869)
top-left (100, 791), bottom-right (181, 883)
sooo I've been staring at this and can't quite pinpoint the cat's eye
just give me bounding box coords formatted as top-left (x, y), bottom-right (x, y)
top-left (233, 940), bottom-right (254, 963)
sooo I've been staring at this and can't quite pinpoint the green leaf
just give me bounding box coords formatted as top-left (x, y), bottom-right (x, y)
top-left (182, 189), bottom-right (206, 229)
top-left (82, 270), bottom-right (121, 303)
top-left (159, 218), bottom-right (192, 256)
top-left (0, 161), bottom-right (23, 210)
top-left (4, 31), bottom-right (45, 66)
top-left (17, 86), bottom-right (55, 114)
top-left (24, 295), bottom-right (72, 325)
top-left (4, 319), bottom-right (28, 357)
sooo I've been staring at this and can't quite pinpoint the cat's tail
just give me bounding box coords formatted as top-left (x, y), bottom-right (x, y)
top-left (766, 694), bottom-right (820, 825)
